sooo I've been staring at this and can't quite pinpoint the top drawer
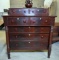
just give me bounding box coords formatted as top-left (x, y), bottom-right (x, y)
top-left (30, 17), bottom-right (54, 26)
top-left (5, 17), bottom-right (30, 26)
top-left (4, 16), bottom-right (55, 26)
top-left (8, 8), bottom-right (49, 16)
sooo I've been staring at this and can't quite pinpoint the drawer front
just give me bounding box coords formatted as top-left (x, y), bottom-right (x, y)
top-left (10, 41), bottom-right (48, 50)
top-left (30, 17), bottom-right (54, 26)
top-left (9, 34), bottom-right (49, 42)
top-left (8, 8), bottom-right (49, 16)
top-left (7, 17), bottom-right (29, 26)
top-left (30, 17), bottom-right (41, 26)
top-left (8, 27), bottom-right (30, 32)
top-left (5, 17), bottom-right (54, 26)
top-left (41, 17), bottom-right (54, 26)
top-left (8, 27), bottom-right (50, 33)
top-left (37, 27), bottom-right (50, 33)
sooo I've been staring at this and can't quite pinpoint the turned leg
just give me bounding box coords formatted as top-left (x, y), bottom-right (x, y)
top-left (48, 45), bottom-right (51, 58)
top-left (6, 26), bottom-right (10, 59)
top-left (48, 26), bottom-right (53, 58)
top-left (7, 46), bottom-right (10, 59)
top-left (7, 53), bottom-right (10, 59)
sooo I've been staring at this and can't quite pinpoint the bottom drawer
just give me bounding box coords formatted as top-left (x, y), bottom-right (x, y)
top-left (10, 41), bottom-right (48, 50)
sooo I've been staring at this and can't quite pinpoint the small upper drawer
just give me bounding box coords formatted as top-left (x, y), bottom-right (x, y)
top-left (41, 17), bottom-right (54, 26)
top-left (8, 8), bottom-right (49, 16)
top-left (30, 17), bottom-right (41, 26)
top-left (7, 17), bottom-right (29, 26)
top-left (30, 17), bottom-right (54, 26)
top-left (3, 16), bottom-right (55, 26)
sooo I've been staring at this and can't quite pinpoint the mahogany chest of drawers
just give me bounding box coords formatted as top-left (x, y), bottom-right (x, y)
top-left (3, 8), bottom-right (56, 59)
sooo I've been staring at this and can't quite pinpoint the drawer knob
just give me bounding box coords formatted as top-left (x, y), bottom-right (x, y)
top-left (40, 18), bottom-right (42, 20)
top-left (24, 11), bottom-right (26, 13)
top-left (23, 20), bottom-right (26, 23)
top-left (29, 27), bottom-right (30, 28)
top-left (33, 20), bottom-right (35, 23)
top-left (41, 36), bottom-right (44, 38)
top-left (17, 18), bottom-right (19, 20)
top-left (32, 11), bottom-right (34, 13)
top-left (45, 20), bottom-right (48, 22)
top-left (29, 34), bottom-right (31, 36)
top-left (28, 42), bottom-right (30, 43)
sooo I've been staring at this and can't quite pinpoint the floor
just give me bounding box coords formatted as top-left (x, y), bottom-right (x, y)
top-left (0, 18), bottom-right (4, 30)
top-left (0, 18), bottom-right (3, 25)
top-left (0, 30), bottom-right (59, 60)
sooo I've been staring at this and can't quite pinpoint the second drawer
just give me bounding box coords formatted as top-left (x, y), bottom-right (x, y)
top-left (8, 26), bottom-right (50, 33)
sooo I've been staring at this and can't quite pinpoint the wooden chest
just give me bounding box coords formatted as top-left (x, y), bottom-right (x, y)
top-left (3, 8), bottom-right (56, 59)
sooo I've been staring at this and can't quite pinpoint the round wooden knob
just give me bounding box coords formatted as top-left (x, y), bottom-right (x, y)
top-left (23, 20), bottom-right (26, 23)
top-left (17, 18), bottom-right (19, 20)
top-left (28, 42), bottom-right (30, 43)
top-left (24, 11), bottom-right (26, 13)
top-left (40, 18), bottom-right (42, 20)
top-left (45, 20), bottom-right (48, 22)
top-left (29, 27), bottom-right (30, 28)
top-left (29, 34), bottom-right (31, 36)
top-left (41, 36), bottom-right (44, 38)
top-left (32, 11), bottom-right (34, 13)
top-left (33, 20), bottom-right (35, 23)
